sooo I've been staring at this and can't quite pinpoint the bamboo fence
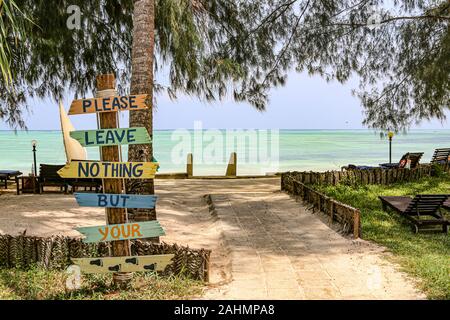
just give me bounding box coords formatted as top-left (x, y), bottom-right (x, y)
top-left (284, 164), bottom-right (438, 186)
top-left (0, 235), bottom-right (211, 282)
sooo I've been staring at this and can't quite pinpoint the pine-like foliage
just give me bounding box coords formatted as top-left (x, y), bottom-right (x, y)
top-left (1, 0), bottom-right (449, 130)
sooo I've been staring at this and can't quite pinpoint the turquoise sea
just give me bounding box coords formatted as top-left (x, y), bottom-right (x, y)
top-left (0, 130), bottom-right (449, 176)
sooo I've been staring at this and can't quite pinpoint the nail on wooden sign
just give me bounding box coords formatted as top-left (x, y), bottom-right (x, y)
top-left (71, 254), bottom-right (174, 273)
top-left (68, 94), bottom-right (149, 115)
top-left (57, 161), bottom-right (159, 179)
top-left (70, 127), bottom-right (151, 147)
top-left (74, 193), bottom-right (157, 208)
top-left (76, 221), bottom-right (165, 243)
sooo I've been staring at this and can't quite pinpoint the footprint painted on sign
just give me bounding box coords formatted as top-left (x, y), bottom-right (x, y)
top-left (108, 264), bottom-right (121, 272)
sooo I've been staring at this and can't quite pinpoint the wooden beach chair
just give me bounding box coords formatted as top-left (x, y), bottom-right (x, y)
top-left (379, 195), bottom-right (450, 233)
top-left (379, 152), bottom-right (424, 169)
top-left (38, 164), bottom-right (69, 194)
top-left (0, 170), bottom-right (22, 195)
top-left (69, 178), bottom-right (102, 193)
top-left (342, 152), bottom-right (424, 171)
top-left (430, 148), bottom-right (450, 170)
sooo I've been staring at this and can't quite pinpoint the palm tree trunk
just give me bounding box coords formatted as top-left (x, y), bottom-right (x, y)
top-left (128, 0), bottom-right (156, 224)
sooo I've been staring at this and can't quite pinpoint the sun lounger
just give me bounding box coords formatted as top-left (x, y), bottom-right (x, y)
top-left (379, 152), bottom-right (424, 169)
top-left (343, 152), bottom-right (424, 171)
top-left (38, 164), bottom-right (69, 194)
top-left (0, 170), bottom-right (22, 195)
top-left (430, 148), bottom-right (450, 169)
top-left (379, 195), bottom-right (449, 233)
top-left (342, 164), bottom-right (377, 171)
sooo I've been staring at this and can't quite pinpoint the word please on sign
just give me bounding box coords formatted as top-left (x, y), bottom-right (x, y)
top-left (57, 161), bottom-right (159, 179)
top-left (68, 94), bottom-right (148, 115)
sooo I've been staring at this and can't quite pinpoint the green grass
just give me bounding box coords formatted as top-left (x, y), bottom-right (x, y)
top-left (0, 267), bottom-right (204, 300)
top-left (317, 175), bottom-right (450, 300)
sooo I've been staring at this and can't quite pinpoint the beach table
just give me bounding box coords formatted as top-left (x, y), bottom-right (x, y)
top-left (0, 170), bottom-right (22, 195)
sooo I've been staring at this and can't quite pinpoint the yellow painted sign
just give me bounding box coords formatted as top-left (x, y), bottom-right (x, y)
top-left (57, 161), bottom-right (159, 179)
top-left (68, 94), bottom-right (149, 115)
top-left (71, 254), bottom-right (174, 273)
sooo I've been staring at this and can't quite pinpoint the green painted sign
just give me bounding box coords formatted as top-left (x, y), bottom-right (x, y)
top-left (76, 221), bottom-right (165, 243)
top-left (70, 127), bottom-right (151, 147)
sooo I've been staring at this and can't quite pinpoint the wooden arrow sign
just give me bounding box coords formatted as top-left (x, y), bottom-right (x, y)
top-left (74, 193), bottom-right (157, 208)
top-left (57, 161), bottom-right (159, 179)
top-left (76, 221), bottom-right (165, 243)
top-left (70, 127), bottom-right (151, 147)
top-left (71, 254), bottom-right (174, 273)
top-left (68, 94), bottom-right (149, 115)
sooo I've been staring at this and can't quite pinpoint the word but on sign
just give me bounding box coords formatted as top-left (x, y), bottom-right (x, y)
top-left (74, 193), bottom-right (157, 208)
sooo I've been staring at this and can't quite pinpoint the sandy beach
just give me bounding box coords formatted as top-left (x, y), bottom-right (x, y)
top-left (0, 177), bottom-right (425, 299)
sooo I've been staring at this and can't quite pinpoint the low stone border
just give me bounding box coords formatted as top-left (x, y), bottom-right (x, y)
top-left (0, 235), bottom-right (210, 282)
top-left (281, 174), bottom-right (361, 238)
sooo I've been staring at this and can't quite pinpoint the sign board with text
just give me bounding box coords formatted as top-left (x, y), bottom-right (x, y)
top-left (76, 221), bottom-right (165, 243)
top-left (57, 161), bottom-right (159, 179)
top-left (74, 193), bottom-right (157, 208)
top-left (68, 94), bottom-right (148, 115)
top-left (70, 127), bottom-right (151, 147)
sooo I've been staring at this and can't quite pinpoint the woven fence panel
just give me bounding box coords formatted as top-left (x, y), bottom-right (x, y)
top-left (281, 164), bottom-right (438, 187)
top-left (0, 235), bottom-right (210, 282)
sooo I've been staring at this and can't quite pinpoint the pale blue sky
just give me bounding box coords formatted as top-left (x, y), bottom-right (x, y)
top-left (1, 71), bottom-right (448, 130)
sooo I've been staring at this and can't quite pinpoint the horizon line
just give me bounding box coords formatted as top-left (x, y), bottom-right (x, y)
top-left (1, 128), bottom-right (449, 132)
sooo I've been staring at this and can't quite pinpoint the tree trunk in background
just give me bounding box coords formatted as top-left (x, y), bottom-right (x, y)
top-left (128, 0), bottom-right (156, 225)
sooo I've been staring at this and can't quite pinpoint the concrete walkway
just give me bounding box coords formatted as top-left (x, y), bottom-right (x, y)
top-left (192, 180), bottom-right (424, 300)
top-left (155, 178), bottom-right (424, 299)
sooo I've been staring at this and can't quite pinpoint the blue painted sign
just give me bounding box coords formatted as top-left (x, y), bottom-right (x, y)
top-left (74, 193), bottom-right (157, 208)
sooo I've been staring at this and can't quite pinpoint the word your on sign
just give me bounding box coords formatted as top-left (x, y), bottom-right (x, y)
top-left (74, 193), bottom-right (157, 208)
top-left (71, 254), bottom-right (174, 273)
top-left (70, 127), bottom-right (151, 147)
top-left (68, 94), bottom-right (148, 115)
top-left (76, 221), bottom-right (165, 243)
top-left (57, 161), bottom-right (159, 179)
